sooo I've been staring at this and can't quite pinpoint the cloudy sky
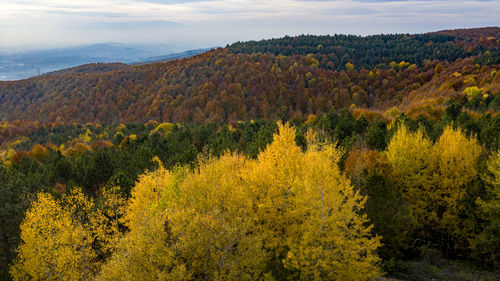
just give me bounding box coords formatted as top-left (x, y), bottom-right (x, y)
top-left (0, 0), bottom-right (499, 50)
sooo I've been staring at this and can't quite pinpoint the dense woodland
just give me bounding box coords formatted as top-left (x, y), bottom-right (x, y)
top-left (0, 27), bottom-right (500, 280)
top-left (0, 29), bottom-right (499, 124)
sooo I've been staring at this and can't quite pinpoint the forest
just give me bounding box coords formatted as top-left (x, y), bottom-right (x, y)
top-left (0, 29), bottom-right (499, 125)
top-left (0, 27), bottom-right (499, 280)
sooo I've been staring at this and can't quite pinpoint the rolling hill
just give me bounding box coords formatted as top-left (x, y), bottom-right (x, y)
top-left (0, 27), bottom-right (498, 124)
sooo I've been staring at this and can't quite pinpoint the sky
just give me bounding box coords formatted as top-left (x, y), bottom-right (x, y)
top-left (0, 0), bottom-right (499, 50)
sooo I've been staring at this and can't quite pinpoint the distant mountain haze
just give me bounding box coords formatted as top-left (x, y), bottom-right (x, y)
top-left (0, 44), bottom-right (211, 81)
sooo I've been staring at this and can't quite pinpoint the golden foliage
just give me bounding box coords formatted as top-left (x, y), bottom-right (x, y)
top-left (430, 126), bottom-right (481, 235)
top-left (386, 124), bottom-right (434, 227)
top-left (386, 125), bottom-right (481, 235)
top-left (304, 114), bottom-right (317, 125)
top-left (99, 122), bottom-right (381, 280)
top-left (11, 193), bottom-right (77, 281)
top-left (63, 143), bottom-right (91, 157)
top-left (384, 107), bottom-right (400, 120)
top-left (11, 188), bottom-right (105, 281)
top-left (345, 62), bottom-right (354, 72)
top-left (463, 86), bottom-right (483, 100)
top-left (29, 144), bottom-right (48, 161)
top-left (97, 166), bottom-right (190, 281)
top-left (150, 123), bottom-right (175, 138)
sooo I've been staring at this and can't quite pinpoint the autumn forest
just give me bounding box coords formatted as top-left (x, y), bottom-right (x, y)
top-left (0, 27), bottom-right (499, 280)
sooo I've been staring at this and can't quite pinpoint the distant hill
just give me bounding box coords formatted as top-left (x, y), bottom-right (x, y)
top-left (134, 48), bottom-right (213, 65)
top-left (27, 49), bottom-right (215, 77)
top-left (0, 28), bottom-right (498, 124)
top-left (42, 63), bottom-right (130, 76)
top-left (0, 43), bottom-right (192, 80)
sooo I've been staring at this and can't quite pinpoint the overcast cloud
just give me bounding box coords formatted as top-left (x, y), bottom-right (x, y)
top-left (0, 0), bottom-right (499, 50)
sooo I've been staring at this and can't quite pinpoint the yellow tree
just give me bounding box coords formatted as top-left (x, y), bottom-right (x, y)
top-left (95, 185), bottom-right (127, 256)
top-left (11, 193), bottom-right (77, 281)
top-left (385, 124), bottom-right (433, 228)
top-left (99, 122), bottom-right (380, 281)
top-left (283, 141), bottom-right (380, 280)
top-left (243, 123), bottom-right (380, 280)
top-left (99, 155), bottom-right (269, 281)
top-left (97, 166), bottom-right (191, 281)
top-left (170, 154), bottom-right (269, 281)
top-left (64, 188), bottom-right (103, 281)
top-left (430, 126), bottom-right (481, 236)
top-left (242, 122), bottom-right (303, 272)
top-left (11, 188), bottom-right (105, 281)
top-left (386, 125), bottom-right (482, 250)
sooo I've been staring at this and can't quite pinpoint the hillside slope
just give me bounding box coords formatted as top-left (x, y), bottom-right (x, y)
top-left (0, 28), bottom-right (498, 124)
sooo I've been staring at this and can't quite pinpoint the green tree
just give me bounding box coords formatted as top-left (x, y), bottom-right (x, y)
top-left (470, 151), bottom-right (500, 266)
